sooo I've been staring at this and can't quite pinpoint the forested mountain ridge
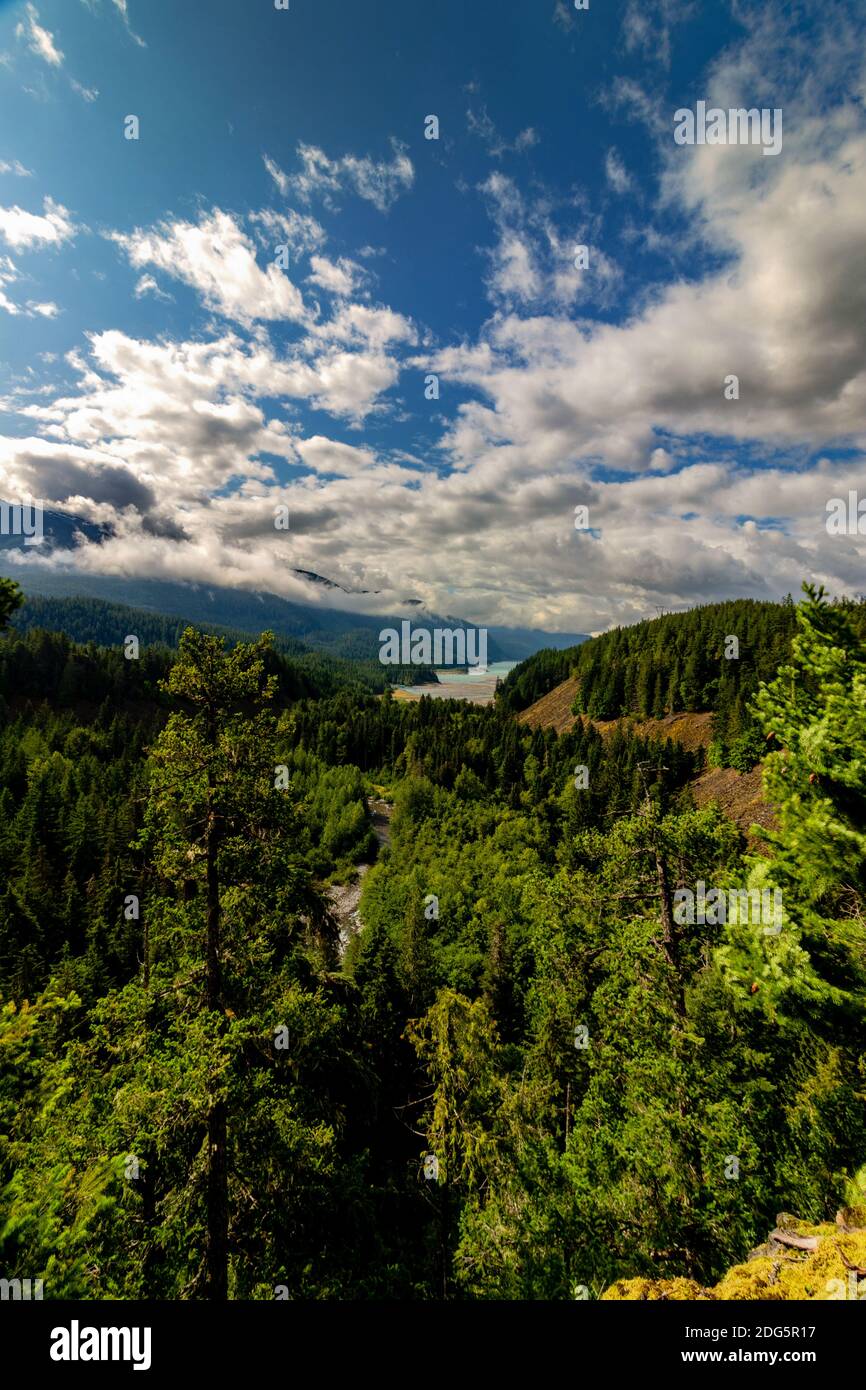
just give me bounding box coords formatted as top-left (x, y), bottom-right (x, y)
top-left (1, 576), bottom-right (864, 1301)
top-left (9, 593), bottom-right (438, 694)
top-left (516, 694), bottom-right (773, 840)
top-left (499, 597), bottom-right (801, 721)
top-left (500, 595), bottom-right (866, 772)
top-left (0, 563), bottom-right (585, 663)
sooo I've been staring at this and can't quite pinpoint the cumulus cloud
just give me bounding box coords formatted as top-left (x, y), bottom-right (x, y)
top-left (248, 206), bottom-right (325, 257)
top-left (0, 196), bottom-right (75, 250)
top-left (310, 301), bottom-right (415, 351)
top-left (295, 349), bottom-right (402, 420)
top-left (307, 254), bottom-right (366, 297)
top-left (296, 436), bottom-right (385, 477)
top-left (27, 299), bottom-right (60, 317)
top-left (108, 209), bottom-right (308, 324)
top-left (0, 160), bottom-right (34, 177)
top-left (1, 437), bottom-right (157, 512)
top-left (3, 4), bottom-right (865, 633)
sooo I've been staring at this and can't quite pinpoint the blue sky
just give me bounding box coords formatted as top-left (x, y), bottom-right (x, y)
top-left (0, 0), bottom-right (864, 632)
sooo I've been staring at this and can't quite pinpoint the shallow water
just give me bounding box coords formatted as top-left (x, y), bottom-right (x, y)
top-left (394, 660), bottom-right (518, 703)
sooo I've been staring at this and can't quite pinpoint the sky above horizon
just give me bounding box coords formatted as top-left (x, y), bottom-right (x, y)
top-left (0, 0), bottom-right (864, 635)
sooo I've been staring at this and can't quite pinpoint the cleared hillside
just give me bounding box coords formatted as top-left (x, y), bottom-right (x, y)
top-left (691, 764), bottom-right (776, 839)
top-left (592, 709), bottom-right (714, 753)
top-left (518, 680), bottom-right (714, 748)
top-left (518, 680), bottom-right (775, 836)
top-left (516, 674), bottom-right (581, 731)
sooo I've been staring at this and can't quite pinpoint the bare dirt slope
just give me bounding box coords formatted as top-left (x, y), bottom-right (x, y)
top-left (517, 682), bottom-right (714, 751)
top-left (691, 764), bottom-right (776, 840)
top-left (592, 710), bottom-right (714, 752)
top-left (516, 675), bottom-right (581, 732)
top-left (518, 678), bottom-right (775, 838)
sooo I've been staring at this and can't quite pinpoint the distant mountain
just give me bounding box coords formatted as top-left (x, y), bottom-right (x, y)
top-left (0, 505), bottom-right (108, 552)
top-left (290, 568), bottom-right (377, 595)
top-left (485, 624), bottom-right (588, 661)
top-left (7, 594), bottom-right (443, 697)
top-left (0, 548), bottom-right (587, 663)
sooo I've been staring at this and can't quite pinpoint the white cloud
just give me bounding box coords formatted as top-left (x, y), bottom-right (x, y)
top-left (479, 172), bottom-right (620, 311)
top-left (0, 256), bottom-right (22, 315)
top-left (466, 106), bottom-right (539, 158)
top-left (271, 140), bottom-right (414, 212)
top-left (295, 436), bottom-right (380, 476)
top-left (621, 0), bottom-right (693, 70)
top-left (487, 231), bottom-right (542, 304)
top-left (108, 208), bottom-right (308, 324)
top-left (247, 206), bottom-right (326, 257)
top-left (27, 299), bottom-right (60, 317)
top-left (17, 4), bottom-right (63, 68)
top-left (0, 196), bottom-right (75, 249)
top-left (4, 3), bottom-right (866, 632)
top-left (4, 308), bottom-right (864, 630)
top-left (302, 350), bottom-right (401, 420)
top-left (605, 148), bottom-right (632, 194)
top-left (0, 160), bottom-right (34, 177)
top-left (111, 0), bottom-right (146, 47)
top-left (0, 254), bottom-right (60, 317)
top-left (307, 255), bottom-right (366, 297)
top-left (552, 1), bottom-right (577, 33)
top-left (262, 154), bottom-right (290, 196)
top-left (133, 273), bottom-right (172, 302)
top-left (310, 301), bottom-right (416, 351)
top-left (70, 78), bottom-right (99, 102)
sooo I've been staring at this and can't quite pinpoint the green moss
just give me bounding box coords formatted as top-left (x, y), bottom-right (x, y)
top-left (602, 1222), bottom-right (866, 1301)
top-left (602, 1276), bottom-right (712, 1301)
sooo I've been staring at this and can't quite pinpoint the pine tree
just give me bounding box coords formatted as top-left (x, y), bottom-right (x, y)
top-left (0, 578), bottom-right (22, 632)
top-left (147, 630), bottom-right (283, 1296)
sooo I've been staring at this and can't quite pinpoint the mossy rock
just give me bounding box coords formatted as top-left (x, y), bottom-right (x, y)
top-left (602, 1223), bottom-right (866, 1301)
top-left (601, 1276), bottom-right (712, 1301)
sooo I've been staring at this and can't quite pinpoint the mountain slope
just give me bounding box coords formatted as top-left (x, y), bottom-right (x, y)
top-left (0, 561), bottom-right (585, 664)
top-left (516, 674), bottom-right (581, 732)
top-left (7, 593), bottom-right (437, 695)
top-left (517, 680), bottom-right (774, 837)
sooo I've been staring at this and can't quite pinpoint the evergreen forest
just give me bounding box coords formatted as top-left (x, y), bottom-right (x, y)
top-left (1, 576), bottom-right (864, 1300)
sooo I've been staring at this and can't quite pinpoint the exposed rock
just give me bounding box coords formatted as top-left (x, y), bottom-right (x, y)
top-left (326, 866), bottom-right (369, 956)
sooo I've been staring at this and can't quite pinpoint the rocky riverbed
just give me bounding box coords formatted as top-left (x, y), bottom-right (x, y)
top-left (326, 796), bottom-right (393, 956)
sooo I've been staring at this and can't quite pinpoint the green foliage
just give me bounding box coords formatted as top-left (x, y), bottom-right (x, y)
top-left (0, 578), bottom-right (23, 632)
top-left (11, 592), bottom-right (434, 696)
top-left (752, 585), bottom-right (866, 909)
top-left (1, 583), bottom-right (864, 1301)
top-left (496, 643), bottom-right (584, 713)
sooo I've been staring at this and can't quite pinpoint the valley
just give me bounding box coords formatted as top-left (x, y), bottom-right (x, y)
top-left (1, 578), bottom-right (864, 1305)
